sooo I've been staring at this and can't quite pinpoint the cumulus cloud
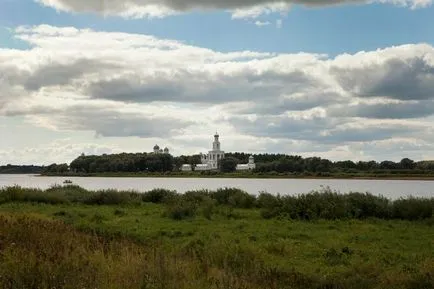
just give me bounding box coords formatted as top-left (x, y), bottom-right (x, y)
top-left (2, 25), bottom-right (434, 162)
top-left (35, 0), bottom-right (432, 19)
top-left (328, 99), bottom-right (434, 119)
top-left (331, 46), bottom-right (434, 100)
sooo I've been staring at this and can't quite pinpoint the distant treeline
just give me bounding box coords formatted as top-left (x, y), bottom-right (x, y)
top-left (0, 165), bottom-right (44, 174)
top-left (69, 153), bottom-right (174, 173)
top-left (226, 153), bottom-right (434, 174)
top-left (40, 151), bottom-right (434, 176)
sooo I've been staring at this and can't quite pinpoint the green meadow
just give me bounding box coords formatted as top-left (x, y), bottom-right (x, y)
top-left (0, 185), bottom-right (433, 289)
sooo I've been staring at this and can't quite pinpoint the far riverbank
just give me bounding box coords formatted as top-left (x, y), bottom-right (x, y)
top-left (38, 171), bottom-right (434, 181)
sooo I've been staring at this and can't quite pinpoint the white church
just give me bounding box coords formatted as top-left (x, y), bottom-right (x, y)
top-left (152, 145), bottom-right (169, 154)
top-left (181, 133), bottom-right (256, 172)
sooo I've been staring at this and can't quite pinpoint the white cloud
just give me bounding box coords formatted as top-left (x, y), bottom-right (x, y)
top-left (375, 0), bottom-right (432, 9)
top-left (254, 20), bottom-right (272, 26)
top-left (35, 0), bottom-right (432, 19)
top-left (2, 25), bottom-right (434, 163)
top-left (231, 3), bottom-right (291, 19)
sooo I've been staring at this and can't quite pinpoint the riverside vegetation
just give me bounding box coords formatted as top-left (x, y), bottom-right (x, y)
top-left (0, 185), bottom-right (433, 289)
top-left (38, 152), bottom-right (434, 179)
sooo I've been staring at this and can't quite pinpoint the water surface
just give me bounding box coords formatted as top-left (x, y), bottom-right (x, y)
top-left (1, 174), bottom-right (433, 200)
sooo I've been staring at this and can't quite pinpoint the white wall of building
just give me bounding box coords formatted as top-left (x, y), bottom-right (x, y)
top-left (236, 155), bottom-right (256, 171)
top-left (181, 164), bottom-right (192, 171)
top-left (195, 164), bottom-right (210, 171)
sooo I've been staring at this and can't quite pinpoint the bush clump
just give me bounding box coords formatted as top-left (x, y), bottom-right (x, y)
top-left (141, 188), bottom-right (177, 204)
top-left (164, 197), bottom-right (198, 220)
top-left (210, 187), bottom-right (256, 208)
top-left (0, 186), bottom-right (69, 204)
top-left (84, 190), bottom-right (142, 205)
top-left (258, 188), bottom-right (432, 221)
top-left (392, 197), bottom-right (433, 220)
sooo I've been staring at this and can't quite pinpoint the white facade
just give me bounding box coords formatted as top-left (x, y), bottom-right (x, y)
top-left (195, 164), bottom-right (210, 171)
top-left (179, 133), bottom-right (256, 172)
top-left (181, 164), bottom-right (192, 171)
top-left (236, 155), bottom-right (256, 171)
top-left (199, 133), bottom-right (225, 170)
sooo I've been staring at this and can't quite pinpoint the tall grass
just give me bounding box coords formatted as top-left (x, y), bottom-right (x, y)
top-left (0, 214), bottom-right (148, 288)
top-left (3, 213), bottom-right (431, 289)
top-left (0, 185), bottom-right (432, 221)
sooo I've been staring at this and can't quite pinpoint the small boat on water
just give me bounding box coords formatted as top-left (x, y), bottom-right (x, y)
top-left (63, 179), bottom-right (73, 184)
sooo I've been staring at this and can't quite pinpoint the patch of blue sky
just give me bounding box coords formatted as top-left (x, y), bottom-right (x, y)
top-left (0, 0), bottom-right (433, 55)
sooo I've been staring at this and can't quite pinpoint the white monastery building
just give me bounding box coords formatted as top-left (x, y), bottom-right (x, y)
top-left (236, 155), bottom-right (256, 171)
top-left (180, 133), bottom-right (255, 171)
top-left (181, 164), bottom-right (192, 171)
top-left (197, 132), bottom-right (225, 170)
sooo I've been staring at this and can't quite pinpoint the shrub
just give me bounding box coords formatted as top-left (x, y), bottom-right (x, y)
top-left (0, 186), bottom-right (68, 204)
top-left (210, 188), bottom-right (256, 208)
top-left (141, 188), bottom-right (177, 204)
top-left (346, 192), bottom-right (391, 219)
top-left (165, 197), bottom-right (198, 220)
top-left (258, 193), bottom-right (284, 219)
top-left (46, 185), bottom-right (91, 203)
top-left (392, 197), bottom-right (433, 220)
top-left (257, 192), bottom-right (281, 209)
top-left (84, 190), bottom-right (141, 205)
top-left (183, 190), bottom-right (211, 203)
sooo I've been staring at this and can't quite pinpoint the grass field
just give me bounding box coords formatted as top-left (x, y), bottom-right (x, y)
top-left (0, 186), bottom-right (433, 289)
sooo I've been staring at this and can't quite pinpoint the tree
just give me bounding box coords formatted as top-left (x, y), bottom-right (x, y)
top-left (400, 158), bottom-right (415, 170)
top-left (219, 157), bottom-right (237, 173)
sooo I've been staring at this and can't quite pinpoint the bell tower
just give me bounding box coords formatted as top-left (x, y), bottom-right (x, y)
top-left (213, 132), bottom-right (220, 151)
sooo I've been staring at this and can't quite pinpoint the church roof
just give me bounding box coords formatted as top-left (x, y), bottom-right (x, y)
top-left (153, 144), bottom-right (160, 149)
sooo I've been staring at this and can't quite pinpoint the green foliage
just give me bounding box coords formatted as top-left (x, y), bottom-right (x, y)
top-left (0, 164), bottom-right (43, 174)
top-left (69, 152), bottom-right (174, 173)
top-left (0, 185), bottom-right (69, 204)
top-left (141, 188), bottom-right (177, 203)
top-left (210, 187), bottom-right (256, 208)
top-left (42, 163), bottom-right (69, 174)
top-left (227, 153), bottom-right (434, 176)
top-left (0, 186), bottom-right (432, 222)
top-left (392, 197), bottom-right (434, 220)
top-left (219, 157), bottom-right (238, 173)
top-left (164, 197), bottom-right (198, 220)
top-left (258, 187), bottom-right (432, 221)
top-left (46, 184), bottom-right (91, 203)
top-left (33, 150), bottom-right (434, 178)
top-left (83, 190), bottom-right (142, 205)
top-left (183, 189), bottom-right (212, 203)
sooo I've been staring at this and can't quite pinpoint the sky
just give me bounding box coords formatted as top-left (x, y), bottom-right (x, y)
top-left (1, 0), bottom-right (434, 165)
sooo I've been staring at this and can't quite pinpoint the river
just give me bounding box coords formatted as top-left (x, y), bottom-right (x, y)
top-left (1, 174), bottom-right (433, 200)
